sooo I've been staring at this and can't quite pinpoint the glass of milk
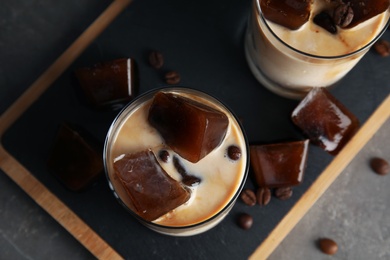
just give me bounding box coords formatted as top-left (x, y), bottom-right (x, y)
top-left (104, 87), bottom-right (249, 236)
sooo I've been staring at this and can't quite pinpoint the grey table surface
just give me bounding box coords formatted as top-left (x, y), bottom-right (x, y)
top-left (1, 1), bottom-right (389, 259)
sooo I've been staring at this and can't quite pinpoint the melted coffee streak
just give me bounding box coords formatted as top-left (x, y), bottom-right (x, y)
top-left (173, 156), bottom-right (201, 187)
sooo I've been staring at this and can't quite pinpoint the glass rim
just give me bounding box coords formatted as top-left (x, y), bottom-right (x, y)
top-left (255, 0), bottom-right (390, 60)
top-left (103, 86), bottom-right (250, 231)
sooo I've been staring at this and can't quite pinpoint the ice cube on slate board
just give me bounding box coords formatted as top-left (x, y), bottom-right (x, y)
top-left (260, 0), bottom-right (311, 30)
top-left (113, 150), bottom-right (191, 221)
top-left (250, 140), bottom-right (309, 188)
top-left (148, 92), bottom-right (229, 163)
top-left (75, 58), bottom-right (136, 108)
top-left (345, 0), bottom-right (389, 29)
top-left (47, 123), bottom-right (103, 191)
top-left (292, 88), bottom-right (359, 155)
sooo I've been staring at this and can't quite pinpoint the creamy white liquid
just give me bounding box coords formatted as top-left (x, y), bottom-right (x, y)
top-left (108, 91), bottom-right (247, 227)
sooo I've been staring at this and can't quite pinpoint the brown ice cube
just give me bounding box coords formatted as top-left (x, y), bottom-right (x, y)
top-left (148, 92), bottom-right (229, 163)
top-left (260, 0), bottom-right (311, 30)
top-left (75, 58), bottom-right (137, 108)
top-left (113, 150), bottom-right (190, 221)
top-left (344, 0), bottom-right (389, 29)
top-left (250, 140), bottom-right (309, 188)
top-left (47, 123), bottom-right (103, 191)
top-left (291, 88), bottom-right (360, 155)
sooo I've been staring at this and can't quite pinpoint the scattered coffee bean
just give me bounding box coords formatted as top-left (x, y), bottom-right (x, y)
top-left (165, 71), bottom-right (181, 85)
top-left (148, 50), bottom-right (164, 69)
top-left (370, 157), bottom-right (389, 176)
top-left (256, 187), bottom-right (271, 206)
top-left (274, 186), bottom-right (293, 200)
top-left (318, 238), bottom-right (338, 255)
top-left (333, 4), bottom-right (354, 28)
top-left (237, 213), bottom-right (253, 230)
top-left (158, 150), bottom-right (170, 163)
top-left (228, 145), bottom-right (241, 161)
top-left (373, 39), bottom-right (390, 57)
top-left (240, 189), bottom-right (256, 206)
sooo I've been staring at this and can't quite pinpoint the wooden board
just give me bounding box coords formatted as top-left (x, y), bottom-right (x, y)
top-left (0, 0), bottom-right (389, 259)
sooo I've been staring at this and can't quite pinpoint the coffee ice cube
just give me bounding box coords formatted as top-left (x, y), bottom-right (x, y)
top-left (260, 0), bottom-right (311, 30)
top-left (113, 150), bottom-right (191, 221)
top-left (148, 92), bottom-right (229, 163)
top-left (250, 140), bottom-right (309, 188)
top-left (47, 123), bottom-right (103, 191)
top-left (344, 0), bottom-right (389, 28)
top-left (292, 88), bottom-right (359, 155)
top-left (75, 58), bottom-right (136, 108)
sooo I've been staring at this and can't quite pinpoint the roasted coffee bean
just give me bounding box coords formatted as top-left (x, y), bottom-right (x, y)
top-left (333, 4), bottom-right (354, 28)
top-left (148, 50), bottom-right (164, 69)
top-left (240, 189), bottom-right (256, 206)
top-left (370, 157), bottom-right (389, 176)
top-left (158, 150), bottom-right (170, 163)
top-left (237, 213), bottom-right (253, 230)
top-left (318, 238), bottom-right (338, 255)
top-left (182, 175), bottom-right (202, 187)
top-left (274, 186), bottom-right (293, 200)
top-left (173, 156), bottom-right (201, 186)
top-left (314, 11), bottom-right (337, 34)
top-left (256, 187), bottom-right (271, 206)
top-left (373, 39), bottom-right (390, 57)
top-left (228, 145), bottom-right (241, 161)
top-left (165, 71), bottom-right (181, 85)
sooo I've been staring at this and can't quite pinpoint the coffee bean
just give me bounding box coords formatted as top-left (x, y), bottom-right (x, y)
top-left (182, 175), bottom-right (202, 187)
top-left (237, 213), bottom-right (253, 230)
top-left (274, 186), bottom-right (293, 200)
top-left (158, 150), bottom-right (170, 163)
top-left (313, 11), bottom-right (337, 34)
top-left (228, 145), bottom-right (241, 161)
top-left (148, 50), bottom-right (164, 69)
top-left (165, 71), bottom-right (181, 85)
top-left (240, 189), bottom-right (256, 206)
top-left (370, 157), bottom-right (389, 176)
top-left (373, 39), bottom-right (390, 57)
top-left (318, 238), bottom-right (338, 255)
top-left (256, 187), bottom-right (271, 206)
top-left (333, 4), bottom-right (354, 28)
top-left (173, 156), bottom-right (201, 187)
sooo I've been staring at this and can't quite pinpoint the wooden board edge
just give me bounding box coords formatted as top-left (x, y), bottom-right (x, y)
top-left (249, 94), bottom-right (390, 260)
top-left (0, 145), bottom-right (123, 259)
top-left (0, 0), bottom-right (133, 258)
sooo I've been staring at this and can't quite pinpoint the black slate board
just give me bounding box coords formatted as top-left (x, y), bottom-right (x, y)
top-left (3, 0), bottom-right (390, 259)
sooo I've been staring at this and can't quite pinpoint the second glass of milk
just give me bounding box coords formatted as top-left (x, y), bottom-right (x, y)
top-left (245, 0), bottom-right (390, 99)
